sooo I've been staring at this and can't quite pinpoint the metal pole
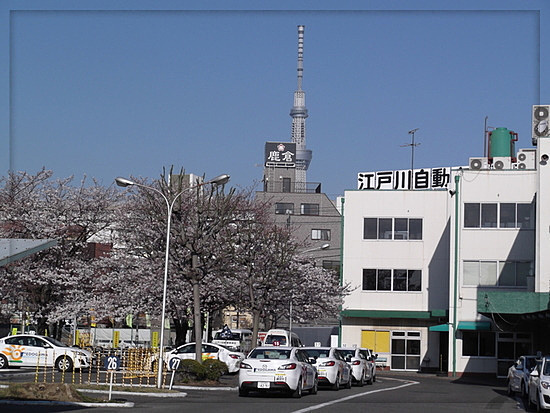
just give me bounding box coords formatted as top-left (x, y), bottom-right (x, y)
top-left (157, 194), bottom-right (172, 388)
top-left (452, 174), bottom-right (460, 377)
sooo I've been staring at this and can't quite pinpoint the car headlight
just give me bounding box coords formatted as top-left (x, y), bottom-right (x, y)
top-left (541, 381), bottom-right (550, 389)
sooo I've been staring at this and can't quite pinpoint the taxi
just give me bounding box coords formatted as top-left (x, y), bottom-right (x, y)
top-left (0, 333), bottom-right (91, 371)
top-left (162, 342), bottom-right (244, 373)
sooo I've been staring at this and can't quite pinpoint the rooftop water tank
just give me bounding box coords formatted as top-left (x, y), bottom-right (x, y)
top-left (489, 127), bottom-right (516, 158)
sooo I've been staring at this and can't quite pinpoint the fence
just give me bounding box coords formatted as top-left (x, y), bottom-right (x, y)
top-left (31, 348), bottom-right (176, 388)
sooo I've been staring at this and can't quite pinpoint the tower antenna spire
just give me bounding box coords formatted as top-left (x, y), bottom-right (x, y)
top-left (290, 25), bottom-right (311, 191)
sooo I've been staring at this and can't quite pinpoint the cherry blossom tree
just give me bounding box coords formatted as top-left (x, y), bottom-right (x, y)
top-left (0, 168), bottom-right (121, 335)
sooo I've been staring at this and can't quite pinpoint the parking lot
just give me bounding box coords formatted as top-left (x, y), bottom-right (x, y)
top-left (0, 368), bottom-right (525, 413)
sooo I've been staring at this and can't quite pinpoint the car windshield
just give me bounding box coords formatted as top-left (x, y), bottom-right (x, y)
top-left (264, 335), bottom-right (287, 345)
top-left (526, 357), bottom-right (537, 371)
top-left (338, 349), bottom-right (354, 358)
top-left (543, 359), bottom-right (550, 376)
top-left (249, 349), bottom-right (292, 360)
top-left (302, 349), bottom-right (330, 359)
top-left (42, 336), bottom-right (69, 348)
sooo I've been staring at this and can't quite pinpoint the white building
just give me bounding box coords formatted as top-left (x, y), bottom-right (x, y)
top-left (341, 108), bottom-right (550, 377)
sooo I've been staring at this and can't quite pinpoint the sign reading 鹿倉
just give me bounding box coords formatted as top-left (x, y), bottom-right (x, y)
top-left (265, 142), bottom-right (296, 168)
top-left (358, 167), bottom-right (452, 190)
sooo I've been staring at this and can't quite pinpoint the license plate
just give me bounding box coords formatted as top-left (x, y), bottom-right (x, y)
top-left (257, 382), bottom-right (270, 389)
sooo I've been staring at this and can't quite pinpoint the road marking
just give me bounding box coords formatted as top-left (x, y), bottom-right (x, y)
top-left (290, 377), bottom-right (419, 413)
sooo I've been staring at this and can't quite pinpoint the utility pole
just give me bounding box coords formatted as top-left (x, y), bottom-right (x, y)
top-left (401, 128), bottom-right (421, 188)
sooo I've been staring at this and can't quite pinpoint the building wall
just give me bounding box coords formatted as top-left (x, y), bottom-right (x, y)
top-left (255, 191), bottom-right (341, 265)
top-left (342, 189), bottom-right (451, 312)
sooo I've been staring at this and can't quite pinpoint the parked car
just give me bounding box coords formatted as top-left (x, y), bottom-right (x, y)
top-left (162, 342), bottom-right (244, 373)
top-left (337, 347), bottom-right (375, 386)
top-left (301, 347), bottom-right (352, 390)
top-left (262, 329), bottom-right (303, 347)
top-left (0, 333), bottom-right (91, 371)
top-left (507, 355), bottom-right (537, 398)
top-left (238, 346), bottom-right (318, 398)
top-left (528, 356), bottom-right (550, 411)
top-left (212, 328), bottom-right (253, 353)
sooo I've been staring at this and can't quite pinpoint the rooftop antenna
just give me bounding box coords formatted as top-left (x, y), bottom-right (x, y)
top-left (401, 128), bottom-right (421, 171)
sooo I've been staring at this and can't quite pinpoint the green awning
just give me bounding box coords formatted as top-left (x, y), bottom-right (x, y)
top-left (429, 324), bottom-right (449, 332)
top-left (457, 321), bottom-right (491, 331)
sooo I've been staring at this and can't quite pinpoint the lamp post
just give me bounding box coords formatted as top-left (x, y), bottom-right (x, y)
top-left (115, 173), bottom-right (230, 388)
top-left (290, 243), bottom-right (330, 331)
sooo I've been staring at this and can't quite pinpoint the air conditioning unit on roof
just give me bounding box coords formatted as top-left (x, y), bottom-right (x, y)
top-left (517, 149), bottom-right (536, 169)
top-left (469, 157), bottom-right (487, 170)
top-left (491, 157), bottom-right (512, 170)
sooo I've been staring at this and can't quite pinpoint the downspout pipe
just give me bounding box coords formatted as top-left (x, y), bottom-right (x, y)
top-left (339, 197), bottom-right (345, 347)
top-left (452, 173), bottom-right (461, 377)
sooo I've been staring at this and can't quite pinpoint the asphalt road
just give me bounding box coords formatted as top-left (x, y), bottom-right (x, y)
top-left (0, 370), bottom-right (528, 413)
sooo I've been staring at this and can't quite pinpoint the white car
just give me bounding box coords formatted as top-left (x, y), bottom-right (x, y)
top-left (302, 347), bottom-right (352, 390)
top-left (238, 346), bottom-right (318, 398)
top-left (0, 334), bottom-right (91, 371)
top-left (507, 355), bottom-right (537, 398)
top-left (163, 342), bottom-right (244, 373)
top-left (528, 356), bottom-right (550, 411)
top-left (337, 347), bottom-right (375, 386)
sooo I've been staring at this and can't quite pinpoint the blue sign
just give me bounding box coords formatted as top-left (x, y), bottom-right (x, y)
top-left (168, 357), bottom-right (181, 371)
top-left (104, 355), bottom-right (121, 371)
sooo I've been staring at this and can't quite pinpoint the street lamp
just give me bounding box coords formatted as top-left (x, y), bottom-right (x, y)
top-left (289, 243), bottom-right (330, 331)
top-left (115, 173), bottom-right (230, 388)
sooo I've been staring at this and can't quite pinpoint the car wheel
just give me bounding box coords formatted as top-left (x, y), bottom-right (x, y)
top-left (0, 355), bottom-right (8, 370)
top-left (506, 380), bottom-right (513, 396)
top-left (310, 376), bottom-right (318, 395)
top-left (55, 356), bottom-right (73, 372)
top-left (345, 374), bottom-right (352, 389)
top-left (331, 374), bottom-right (340, 391)
top-left (238, 386), bottom-right (249, 397)
top-left (358, 371), bottom-right (365, 387)
top-left (292, 377), bottom-right (303, 398)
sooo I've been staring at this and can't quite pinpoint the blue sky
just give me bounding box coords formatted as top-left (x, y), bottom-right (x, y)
top-left (1, 1), bottom-right (549, 198)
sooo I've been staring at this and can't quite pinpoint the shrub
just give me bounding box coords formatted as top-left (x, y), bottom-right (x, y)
top-left (203, 359), bottom-right (228, 381)
top-left (175, 359), bottom-right (207, 383)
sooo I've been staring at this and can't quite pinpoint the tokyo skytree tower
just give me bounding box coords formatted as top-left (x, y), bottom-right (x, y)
top-left (290, 25), bottom-right (312, 192)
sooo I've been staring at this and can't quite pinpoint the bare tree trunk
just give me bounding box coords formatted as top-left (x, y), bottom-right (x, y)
top-left (193, 278), bottom-right (202, 362)
top-left (251, 308), bottom-right (261, 348)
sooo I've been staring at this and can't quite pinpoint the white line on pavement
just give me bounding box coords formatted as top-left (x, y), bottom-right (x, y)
top-left (290, 377), bottom-right (419, 413)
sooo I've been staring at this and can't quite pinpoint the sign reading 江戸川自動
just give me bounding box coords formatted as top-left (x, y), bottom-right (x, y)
top-left (358, 167), bottom-right (452, 190)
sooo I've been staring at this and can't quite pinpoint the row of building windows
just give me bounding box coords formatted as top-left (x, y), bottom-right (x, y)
top-left (463, 260), bottom-right (531, 287)
top-left (362, 268), bottom-right (422, 292)
top-left (464, 202), bottom-right (534, 229)
top-left (363, 218), bottom-right (423, 240)
top-left (275, 202), bottom-right (320, 216)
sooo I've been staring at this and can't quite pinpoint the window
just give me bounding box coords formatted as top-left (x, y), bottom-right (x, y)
top-left (463, 260), bottom-right (531, 287)
top-left (311, 229), bottom-right (331, 241)
top-left (364, 218), bottom-right (377, 239)
top-left (465, 202), bottom-right (534, 229)
top-left (462, 331), bottom-right (495, 357)
top-left (362, 268), bottom-right (422, 292)
top-left (275, 203), bottom-right (294, 215)
top-left (301, 203), bottom-right (319, 216)
top-left (363, 218), bottom-right (423, 240)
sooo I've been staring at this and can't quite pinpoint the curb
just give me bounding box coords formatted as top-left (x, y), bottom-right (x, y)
top-left (0, 399), bottom-right (135, 408)
top-left (78, 388), bottom-right (188, 398)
